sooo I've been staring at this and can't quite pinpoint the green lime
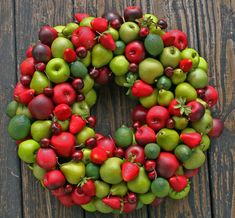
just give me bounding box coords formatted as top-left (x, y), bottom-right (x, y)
top-left (174, 144), bottom-right (192, 162)
top-left (114, 125), bottom-right (133, 147)
top-left (156, 75), bottom-right (172, 90)
top-left (144, 33), bottom-right (164, 56)
top-left (144, 143), bottom-right (160, 159)
top-left (6, 100), bottom-right (18, 118)
top-left (70, 61), bottom-right (88, 78)
top-left (114, 41), bottom-right (126, 55)
top-left (8, 115), bottom-right (31, 140)
top-left (151, 177), bottom-right (170, 197)
top-left (85, 162), bottom-right (100, 180)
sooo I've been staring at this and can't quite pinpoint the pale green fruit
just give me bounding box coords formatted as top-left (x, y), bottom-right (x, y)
top-left (92, 44), bottom-right (113, 68)
top-left (109, 55), bottom-right (129, 76)
top-left (30, 71), bottom-right (50, 94)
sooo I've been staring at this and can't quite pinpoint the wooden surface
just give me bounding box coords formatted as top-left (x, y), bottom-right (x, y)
top-left (0, 0), bottom-right (234, 217)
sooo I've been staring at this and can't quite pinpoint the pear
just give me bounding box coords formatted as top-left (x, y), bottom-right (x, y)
top-left (32, 163), bottom-right (46, 180)
top-left (156, 128), bottom-right (179, 151)
top-left (139, 58), bottom-right (164, 84)
top-left (81, 199), bottom-right (97, 212)
top-left (30, 71), bottom-right (50, 94)
top-left (157, 89), bottom-right (174, 106)
top-left (31, 120), bottom-right (52, 142)
top-left (92, 44), bottom-right (113, 68)
top-left (127, 167), bottom-right (151, 194)
top-left (95, 180), bottom-right (110, 198)
top-left (72, 101), bottom-right (90, 118)
top-left (183, 148), bottom-right (206, 169)
top-left (192, 112), bottom-right (213, 134)
top-left (60, 161), bottom-right (85, 184)
top-left (110, 181), bottom-right (128, 196)
top-left (80, 51), bottom-right (91, 67)
top-left (93, 198), bottom-right (113, 214)
top-left (139, 89), bottom-right (158, 108)
top-left (100, 157), bottom-right (123, 185)
top-left (172, 116), bottom-right (189, 130)
top-left (82, 148), bottom-right (91, 164)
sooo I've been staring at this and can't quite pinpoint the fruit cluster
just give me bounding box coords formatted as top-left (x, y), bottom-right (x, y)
top-left (6, 6), bottom-right (224, 214)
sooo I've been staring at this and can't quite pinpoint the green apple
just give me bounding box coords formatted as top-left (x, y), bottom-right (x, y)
top-left (187, 68), bottom-right (208, 89)
top-left (119, 22), bottom-right (140, 43)
top-left (104, 27), bottom-right (119, 41)
top-left (140, 89), bottom-right (158, 108)
top-left (62, 22), bottom-right (79, 37)
top-left (72, 101), bottom-right (90, 118)
top-left (76, 126), bottom-right (95, 144)
top-left (46, 58), bottom-right (70, 83)
top-left (80, 17), bottom-right (95, 27)
top-left (6, 100), bottom-right (18, 118)
top-left (171, 68), bottom-right (187, 85)
top-left (175, 82), bottom-right (197, 102)
top-left (172, 116), bottom-right (189, 130)
top-left (60, 161), bottom-right (85, 184)
top-left (160, 46), bottom-right (181, 68)
top-left (18, 139), bottom-right (40, 163)
top-left (30, 71), bottom-right (50, 94)
top-left (192, 112), bottom-right (213, 134)
top-left (181, 48), bottom-right (200, 69)
top-left (51, 37), bottom-right (74, 58)
top-left (31, 120), bottom-right (52, 142)
top-left (139, 58), bottom-right (164, 84)
top-left (198, 57), bottom-right (208, 72)
top-left (92, 44), bottom-right (113, 68)
top-left (109, 55), bottom-right (129, 76)
top-left (157, 89), bottom-right (174, 106)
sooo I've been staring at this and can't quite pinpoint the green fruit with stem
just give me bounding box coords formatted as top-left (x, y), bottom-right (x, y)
top-left (175, 82), bottom-right (197, 102)
top-left (82, 148), bottom-right (91, 164)
top-left (81, 200), bottom-right (97, 212)
top-left (199, 134), bottom-right (210, 151)
top-left (109, 55), bottom-right (129, 76)
top-left (51, 37), bottom-right (74, 58)
top-left (53, 25), bottom-right (66, 37)
top-left (171, 68), bottom-right (187, 85)
top-left (84, 89), bottom-right (97, 108)
top-left (181, 48), bottom-right (200, 69)
top-left (160, 46), bottom-right (181, 68)
top-left (72, 101), bottom-right (90, 118)
top-left (62, 22), bottom-right (79, 37)
top-left (30, 71), bottom-right (50, 94)
top-left (172, 116), bottom-right (189, 130)
top-left (140, 89), bottom-right (158, 108)
top-left (119, 22), bottom-right (140, 43)
top-left (31, 120), bottom-right (52, 142)
top-left (80, 75), bottom-right (94, 94)
top-left (32, 163), bottom-right (47, 180)
top-left (183, 148), bottom-right (206, 169)
top-left (76, 126), bottom-right (95, 144)
top-left (16, 104), bottom-right (32, 119)
top-left (187, 68), bottom-right (208, 89)
top-left (92, 44), bottom-right (113, 68)
top-left (191, 112), bottom-right (213, 134)
top-left (80, 51), bottom-right (91, 67)
top-left (157, 89), bottom-right (174, 106)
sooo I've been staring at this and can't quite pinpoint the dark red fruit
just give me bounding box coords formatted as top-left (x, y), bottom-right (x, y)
top-left (131, 105), bottom-right (148, 124)
top-left (127, 192), bottom-right (137, 204)
top-left (186, 101), bottom-right (205, 122)
top-left (201, 85), bottom-right (219, 107)
top-left (51, 132), bottom-right (76, 157)
top-left (148, 170), bottom-right (157, 180)
top-left (89, 68), bottom-right (100, 78)
top-left (72, 78), bottom-right (84, 91)
top-left (132, 121), bottom-right (141, 130)
top-left (90, 147), bottom-right (108, 164)
top-left (131, 80), bottom-right (153, 97)
top-left (72, 187), bottom-right (92, 205)
top-left (32, 42), bottom-right (52, 63)
top-left (122, 162), bottom-right (139, 182)
top-left (146, 106), bottom-right (170, 131)
top-left (157, 19), bottom-right (168, 29)
top-left (72, 150), bottom-right (83, 161)
top-left (28, 94), bottom-right (54, 119)
top-left (124, 6), bottom-right (143, 22)
top-left (64, 184), bottom-right (74, 194)
top-left (135, 126), bottom-right (156, 146)
top-left (102, 10), bottom-right (123, 24)
top-left (151, 197), bottom-right (165, 207)
top-left (110, 18), bottom-right (121, 29)
top-left (169, 175), bottom-right (188, 192)
top-left (144, 160), bottom-right (156, 172)
top-left (51, 122), bottom-right (62, 135)
top-left (36, 148), bottom-right (57, 170)
top-left (86, 115), bottom-right (97, 128)
top-left (125, 41), bottom-right (145, 63)
top-left (85, 137), bottom-right (97, 148)
top-left (114, 147), bottom-right (125, 158)
top-left (125, 145), bottom-right (145, 165)
top-left (57, 194), bottom-right (74, 207)
top-left (156, 152), bottom-right (179, 179)
top-left (208, 118), bottom-right (224, 137)
top-left (81, 179), bottom-right (96, 196)
top-left (76, 46), bottom-right (87, 58)
top-left (38, 25), bottom-right (58, 46)
top-left (53, 83), bottom-right (76, 105)
top-left (128, 63), bottom-right (138, 73)
top-left (20, 57), bottom-right (35, 76)
top-left (184, 168), bottom-right (199, 178)
top-left (64, 48), bottom-right (77, 63)
top-left (43, 170), bottom-right (66, 190)
top-left (123, 200), bottom-right (137, 213)
top-left (164, 66), bottom-right (174, 77)
top-left (95, 67), bottom-right (112, 85)
top-left (35, 62), bottom-right (46, 71)
top-left (166, 118), bottom-right (175, 129)
top-left (20, 75), bottom-right (31, 86)
top-left (96, 136), bottom-right (115, 157)
top-left (40, 138), bottom-right (50, 148)
top-left (77, 93), bottom-right (85, 101)
top-left (43, 87), bottom-right (54, 97)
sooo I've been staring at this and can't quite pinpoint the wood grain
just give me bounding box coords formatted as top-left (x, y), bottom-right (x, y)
top-left (195, 0), bottom-right (235, 217)
top-left (0, 0), bottom-right (22, 217)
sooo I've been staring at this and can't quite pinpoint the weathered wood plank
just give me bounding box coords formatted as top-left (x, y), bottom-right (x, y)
top-left (195, 0), bottom-right (235, 217)
top-left (0, 0), bottom-right (22, 217)
top-left (14, 0), bottom-right (84, 217)
top-left (148, 1), bottom-right (212, 217)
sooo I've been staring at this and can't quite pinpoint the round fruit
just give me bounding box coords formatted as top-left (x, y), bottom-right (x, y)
top-left (151, 177), bottom-right (170, 197)
top-left (114, 125), bottom-right (133, 147)
top-left (144, 143), bottom-right (161, 159)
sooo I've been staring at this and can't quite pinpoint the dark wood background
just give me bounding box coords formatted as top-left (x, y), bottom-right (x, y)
top-left (0, 0), bottom-right (235, 217)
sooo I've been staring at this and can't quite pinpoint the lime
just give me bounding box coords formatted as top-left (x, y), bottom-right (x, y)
top-left (114, 41), bottom-right (126, 55)
top-left (85, 162), bottom-right (100, 180)
top-left (144, 143), bottom-right (160, 159)
top-left (8, 114), bottom-right (31, 140)
top-left (114, 125), bottom-right (133, 147)
top-left (174, 144), bottom-right (192, 162)
top-left (151, 177), bottom-right (170, 197)
top-left (6, 100), bottom-right (18, 118)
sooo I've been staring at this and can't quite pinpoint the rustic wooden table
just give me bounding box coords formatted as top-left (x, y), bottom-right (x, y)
top-left (1, 0), bottom-right (234, 217)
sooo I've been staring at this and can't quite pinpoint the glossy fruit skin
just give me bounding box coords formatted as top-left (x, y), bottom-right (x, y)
top-left (180, 132), bottom-right (202, 148)
top-left (100, 33), bottom-right (116, 51)
top-left (187, 101), bottom-right (205, 122)
top-left (32, 42), bottom-right (52, 63)
top-left (51, 132), bottom-right (76, 157)
top-left (144, 143), bottom-right (160, 159)
top-left (91, 17), bottom-right (108, 33)
top-left (28, 94), bottom-right (54, 120)
top-left (43, 170), bottom-right (66, 190)
top-left (125, 41), bottom-right (145, 63)
top-left (57, 194), bottom-right (74, 207)
top-left (131, 80), bottom-right (154, 97)
top-left (20, 57), bottom-right (35, 76)
top-left (174, 144), bottom-right (192, 162)
top-left (135, 126), bottom-right (156, 146)
top-left (169, 175), bottom-right (188, 192)
top-left (124, 6), bottom-right (143, 21)
top-left (54, 104), bottom-right (71, 121)
top-left (114, 125), bottom-right (133, 147)
top-left (72, 187), bottom-right (92, 205)
top-left (36, 148), bottom-right (57, 170)
top-left (146, 106), bottom-right (170, 131)
top-left (91, 147), bottom-right (108, 164)
top-left (184, 168), bottom-right (199, 178)
top-left (96, 137), bottom-right (115, 157)
top-left (74, 13), bottom-right (90, 23)
top-left (122, 162), bottom-right (140, 182)
top-left (72, 150), bottom-right (83, 161)
top-left (125, 145), bottom-right (145, 165)
top-left (151, 177), bottom-right (170, 197)
top-left (208, 118), bottom-right (224, 137)
top-left (95, 67), bottom-right (112, 85)
top-left (102, 196), bottom-right (121, 210)
top-left (85, 163), bottom-right (100, 180)
top-left (53, 83), bottom-right (76, 105)
top-left (38, 25), bottom-right (58, 46)
top-left (201, 85), bottom-right (219, 107)
top-left (131, 105), bottom-right (148, 124)
top-left (82, 179), bottom-right (96, 196)
top-left (18, 89), bottom-right (35, 105)
top-left (64, 48), bottom-right (77, 63)
top-left (144, 160), bottom-right (156, 172)
top-left (156, 152), bottom-right (179, 178)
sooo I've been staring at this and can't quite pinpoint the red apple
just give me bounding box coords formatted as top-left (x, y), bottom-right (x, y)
top-left (125, 41), bottom-right (145, 63)
top-left (135, 126), bottom-right (156, 146)
top-left (43, 170), bottom-right (66, 190)
top-left (124, 6), bottom-right (143, 22)
top-left (38, 25), bottom-right (58, 46)
top-left (125, 145), bottom-right (145, 164)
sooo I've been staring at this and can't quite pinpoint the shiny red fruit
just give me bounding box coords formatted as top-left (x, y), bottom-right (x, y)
top-left (85, 137), bottom-right (97, 148)
top-left (135, 126), bottom-right (156, 146)
top-left (72, 150), bottom-right (83, 161)
top-left (144, 160), bottom-right (156, 172)
top-left (76, 46), bottom-right (87, 58)
top-left (139, 27), bottom-right (149, 38)
top-left (38, 25), bottom-right (58, 46)
top-left (148, 170), bottom-right (157, 180)
top-left (208, 118), bottom-right (224, 137)
top-left (72, 187), bottom-right (92, 205)
top-left (124, 6), bottom-right (143, 22)
top-left (20, 75), bottom-right (31, 86)
top-left (64, 48), bottom-right (77, 63)
top-left (53, 83), bottom-right (76, 105)
top-left (54, 104), bottom-right (71, 121)
top-left (86, 115), bottom-right (97, 128)
top-left (72, 78), bottom-right (84, 91)
top-left (20, 57), bottom-right (35, 76)
top-left (32, 42), bottom-right (52, 63)
top-left (131, 105), bottom-right (148, 124)
top-left (125, 145), bottom-right (145, 165)
top-left (95, 67), bottom-right (112, 85)
top-left (96, 136), bottom-right (115, 157)
top-left (125, 41), bottom-right (145, 63)
top-left (43, 170), bottom-right (66, 190)
top-left (40, 138), bottom-right (50, 148)
top-left (36, 148), bottom-right (57, 170)
top-left (35, 62), bottom-right (46, 71)
top-left (186, 101), bottom-right (205, 122)
top-left (114, 147), bottom-right (125, 158)
top-left (90, 147), bottom-right (108, 164)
